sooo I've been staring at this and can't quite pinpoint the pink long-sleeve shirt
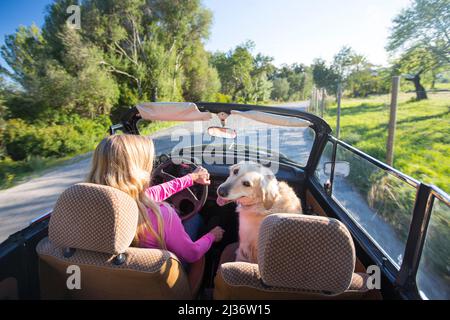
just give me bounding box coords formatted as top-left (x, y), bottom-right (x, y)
top-left (139, 174), bottom-right (215, 263)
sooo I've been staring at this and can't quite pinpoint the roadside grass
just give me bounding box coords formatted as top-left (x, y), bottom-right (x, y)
top-left (0, 120), bottom-right (177, 190)
top-left (0, 153), bottom-right (91, 190)
top-left (137, 120), bottom-right (178, 136)
top-left (324, 91), bottom-right (450, 193)
top-left (432, 82), bottom-right (450, 91)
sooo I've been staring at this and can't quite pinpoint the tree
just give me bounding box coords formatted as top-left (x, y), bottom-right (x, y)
top-left (332, 46), bottom-right (356, 84)
top-left (0, 24), bottom-right (56, 119)
top-left (271, 78), bottom-right (290, 101)
top-left (0, 24), bottom-right (46, 92)
top-left (392, 45), bottom-right (440, 100)
top-left (273, 63), bottom-right (312, 100)
top-left (387, 0), bottom-right (450, 100)
top-left (248, 53), bottom-right (274, 102)
top-left (344, 53), bottom-right (382, 97)
top-left (211, 41), bottom-right (255, 102)
top-left (1, 25), bottom-right (119, 119)
top-left (1, 0), bottom-right (217, 120)
top-left (182, 47), bottom-right (221, 102)
top-left (313, 48), bottom-right (386, 98)
top-left (312, 58), bottom-right (339, 95)
top-left (0, 76), bottom-right (7, 159)
top-left (247, 71), bottom-right (272, 102)
top-left (78, 0), bottom-right (214, 104)
top-left (42, 0), bottom-right (80, 63)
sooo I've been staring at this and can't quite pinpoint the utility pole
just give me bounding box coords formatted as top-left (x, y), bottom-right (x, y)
top-left (386, 76), bottom-right (400, 166)
top-left (336, 83), bottom-right (342, 139)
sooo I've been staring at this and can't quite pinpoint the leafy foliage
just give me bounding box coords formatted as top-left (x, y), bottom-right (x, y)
top-left (387, 0), bottom-right (450, 63)
top-left (387, 0), bottom-right (450, 100)
top-left (272, 63), bottom-right (312, 101)
top-left (271, 78), bottom-right (290, 101)
top-left (312, 48), bottom-right (389, 98)
top-left (3, 115), bottom-right (111, 161)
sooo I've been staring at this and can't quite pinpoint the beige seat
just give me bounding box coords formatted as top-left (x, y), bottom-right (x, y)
top-left (214, 214), bottom-right (380, 300)
top-left (36, 183), bottom-right (204, 300)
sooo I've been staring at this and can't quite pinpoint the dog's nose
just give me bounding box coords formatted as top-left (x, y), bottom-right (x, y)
top-left (217, 186), bottom-right (228, 197)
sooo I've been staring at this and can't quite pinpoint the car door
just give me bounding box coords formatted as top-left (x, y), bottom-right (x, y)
top-left (309, 135), bottom-right (450, 300)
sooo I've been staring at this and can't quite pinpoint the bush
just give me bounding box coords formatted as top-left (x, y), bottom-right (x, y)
top-left (3, 116), bottom-right (110, 161)
top-left (213, 93), bottom-right (232, 103)
top-left (0, 156), bottom-right (46, 188)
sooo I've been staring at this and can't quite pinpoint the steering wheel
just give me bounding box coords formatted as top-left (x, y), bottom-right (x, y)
top-left (152, 157), bottom-right (208, 221)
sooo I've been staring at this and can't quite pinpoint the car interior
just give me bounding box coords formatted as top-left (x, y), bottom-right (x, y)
top-left (28, 148), bottom-right (382, 300)
top-left (2, 102), bottom-right (444, 300)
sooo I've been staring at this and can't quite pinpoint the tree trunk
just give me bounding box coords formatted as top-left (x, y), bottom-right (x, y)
top-left (431, 71), bottom-right (436, 90)
top-left (407, 74), bottom-right (427, 100)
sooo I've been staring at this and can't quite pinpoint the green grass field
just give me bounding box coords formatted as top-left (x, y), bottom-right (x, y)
top-left (323, 91), bottom-right (450, 193)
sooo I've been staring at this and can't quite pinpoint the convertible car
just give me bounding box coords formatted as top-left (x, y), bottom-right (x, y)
top-left (0, 102), bottom-right (448, 300)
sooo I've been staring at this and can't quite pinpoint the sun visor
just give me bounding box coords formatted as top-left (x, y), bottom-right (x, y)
top-left (137, 102), bottom-right (212, 121)
top-left (230, 110), bottom-right (311, 127)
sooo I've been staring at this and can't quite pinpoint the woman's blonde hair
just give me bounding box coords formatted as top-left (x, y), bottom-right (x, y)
top-left (87, 134), bottom-right (166, 248)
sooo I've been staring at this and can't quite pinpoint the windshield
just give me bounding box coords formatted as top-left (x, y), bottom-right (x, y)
top-left (141, 113), bottom-right (315, 167)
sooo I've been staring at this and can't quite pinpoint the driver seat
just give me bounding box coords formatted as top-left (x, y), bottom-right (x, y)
top-left (36, 183), bottom-right (204, 299)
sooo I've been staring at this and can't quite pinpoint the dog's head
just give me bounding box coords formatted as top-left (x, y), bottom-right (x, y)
top-left (216, 161), bottom-right (279, 210)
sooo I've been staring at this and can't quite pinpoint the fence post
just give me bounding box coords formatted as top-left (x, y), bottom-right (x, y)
top-left (313, 87), bottom-right (317, 114)
top-left (309, 87), bottom-right (315, 113)
top-left (316, 88), bottom-right (320, 115)
top-left (336, 83), bottom-right (342, 139)
top-left (386, 76), bottom-right (400, 166)
top-left (320, 88), bottom-right (325, 118)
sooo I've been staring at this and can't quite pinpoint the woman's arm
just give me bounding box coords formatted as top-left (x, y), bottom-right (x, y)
top-left (165, 213), bottom-right (215, 263)
top-left (145, 174), bottom-right (193, 202)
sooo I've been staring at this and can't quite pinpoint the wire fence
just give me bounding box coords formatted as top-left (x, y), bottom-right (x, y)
top-left (306, 76), bottom-right (450, 202)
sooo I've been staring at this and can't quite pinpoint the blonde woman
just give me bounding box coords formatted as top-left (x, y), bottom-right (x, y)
top-left (87, 135), bottom-right (224, 265)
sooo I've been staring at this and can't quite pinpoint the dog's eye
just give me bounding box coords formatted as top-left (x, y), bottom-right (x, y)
top-left (233, 168), bottom-right (239, 175)
top-left (242, 181), bottom-right (251, 187)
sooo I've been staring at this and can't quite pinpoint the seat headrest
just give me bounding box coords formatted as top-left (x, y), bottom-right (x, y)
top-left (258, 214), bottom-right (355, 294)
top-left (49, 183), bottom-right (139, 255)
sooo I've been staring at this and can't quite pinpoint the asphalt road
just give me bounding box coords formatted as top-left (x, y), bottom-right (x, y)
top-left (0, 101), bottom-right (309, 243)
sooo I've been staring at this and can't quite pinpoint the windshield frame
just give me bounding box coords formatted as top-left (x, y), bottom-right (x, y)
top-left (117, 102), bottom-right (332, 173)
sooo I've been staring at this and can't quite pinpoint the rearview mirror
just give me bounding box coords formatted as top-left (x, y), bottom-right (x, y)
top-left (324, 161), bottom-right (350, 177)
top-left (207, 126), bottom-right (237, 139)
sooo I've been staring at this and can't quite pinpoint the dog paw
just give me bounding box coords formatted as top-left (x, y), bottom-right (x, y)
top-left (235, 248), bottom-right (250, 262)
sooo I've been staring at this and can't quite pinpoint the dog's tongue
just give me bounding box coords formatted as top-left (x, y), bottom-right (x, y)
top-left (216, 196), bottom-right (232, 207)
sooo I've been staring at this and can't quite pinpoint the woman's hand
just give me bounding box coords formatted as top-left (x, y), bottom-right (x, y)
top-left (191, 167), bottom-right (211, 185)
top-left (209, 226), bottom-right (225, 242)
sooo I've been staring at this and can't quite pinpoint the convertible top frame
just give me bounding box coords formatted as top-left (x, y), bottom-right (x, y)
top-left (112, 102), bottom-right (332, 176)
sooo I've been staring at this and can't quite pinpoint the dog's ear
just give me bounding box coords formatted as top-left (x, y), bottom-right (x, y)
top-left (261, 174), bottom-right (279, 210)
top-left (229, 163), bottom-right (240, 174)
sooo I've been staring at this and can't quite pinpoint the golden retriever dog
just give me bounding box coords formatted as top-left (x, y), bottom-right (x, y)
top-left (216, 161), bottom-right (302, 263)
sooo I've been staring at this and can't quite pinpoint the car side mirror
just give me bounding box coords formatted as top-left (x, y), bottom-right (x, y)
top-left (323, 161), bottom-right (350, 177)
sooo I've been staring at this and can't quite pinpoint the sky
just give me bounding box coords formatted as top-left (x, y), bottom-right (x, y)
top-left (0, 0), bottom-right (412, 70)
